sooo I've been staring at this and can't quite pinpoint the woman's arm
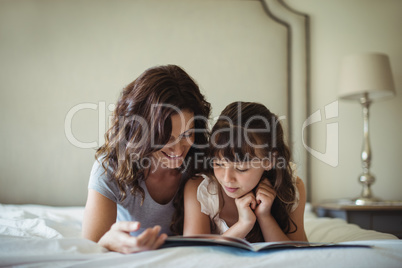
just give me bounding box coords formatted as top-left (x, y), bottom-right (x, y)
top-left (183, 177), bottom-right (211, 235)
top-left (82, 189), bottom-right (167, 253)
top-left (82, 189), bottom-right (117, 242)
top-left (256, 177), bottom-right (308, 242)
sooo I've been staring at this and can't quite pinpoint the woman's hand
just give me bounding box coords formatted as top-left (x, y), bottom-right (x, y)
top-left (254, 178), bottom-right (276, 218)
top-left (235, 192), bottom-right (257, 230)
top-left (98, 221), bottom-right (167, 254)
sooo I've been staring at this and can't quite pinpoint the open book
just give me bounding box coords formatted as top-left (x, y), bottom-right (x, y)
top-left (161, 234), bottom-right (370, 252)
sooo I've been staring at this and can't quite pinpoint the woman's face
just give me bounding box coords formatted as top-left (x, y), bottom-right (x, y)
top-left (152, 110), bottom-right (195, 169)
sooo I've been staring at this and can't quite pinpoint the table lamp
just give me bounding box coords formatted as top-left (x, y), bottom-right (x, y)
top-left (339, 52), bottom-right (396, 205)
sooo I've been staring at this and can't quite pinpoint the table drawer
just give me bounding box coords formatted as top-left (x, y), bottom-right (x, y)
top-left (372, 213), bottom-right (402, 233)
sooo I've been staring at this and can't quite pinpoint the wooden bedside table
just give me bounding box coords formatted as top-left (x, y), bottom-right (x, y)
top-left (314, 201), bottom-right (402, 238)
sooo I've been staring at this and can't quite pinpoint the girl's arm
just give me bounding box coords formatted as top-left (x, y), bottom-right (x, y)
top-left (183, 177), bottom-right (256, 239)
top-left (82, 189), bottom-right (166, 253)
top-left (256, 177), bottom-right (308, 242)
top-left (222, 192), bottom-right (257, 239)
top-left (286, 177), bottom-right (308, 241)
top-left (183, 177), bottom-right (212, 235)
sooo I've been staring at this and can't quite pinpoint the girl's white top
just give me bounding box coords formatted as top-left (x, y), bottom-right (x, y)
top-left (196, 163), bottom-right (300, 234)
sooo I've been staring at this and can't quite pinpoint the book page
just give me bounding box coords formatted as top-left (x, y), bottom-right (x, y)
top-left (163, 235), bottom-right (371, 252)
top-left (164, 235), bottom-right (253, 250)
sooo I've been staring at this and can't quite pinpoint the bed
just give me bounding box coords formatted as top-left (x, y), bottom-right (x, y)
top-left (2, 1), bottom-right (401, 267)
top-left (0, 203), bottom-right (401, 267)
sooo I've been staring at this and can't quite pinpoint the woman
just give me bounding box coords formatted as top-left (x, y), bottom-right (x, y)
top-left (82, 65), bottom-right (211, 253)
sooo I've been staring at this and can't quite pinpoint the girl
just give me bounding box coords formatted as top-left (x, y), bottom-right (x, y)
top-left (82, 65), bottom-right (211, 253)
top-left (183, 102), bottom-right (307, 242)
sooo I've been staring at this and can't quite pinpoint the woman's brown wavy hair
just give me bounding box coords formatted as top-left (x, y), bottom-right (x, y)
top-left (95, 65), bottom-right (211, 234)
top-left (208, 102), bottom-right (297, 242)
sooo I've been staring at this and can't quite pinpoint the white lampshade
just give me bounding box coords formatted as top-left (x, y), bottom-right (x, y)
top-left (339, 52), bottom-right (396, 101)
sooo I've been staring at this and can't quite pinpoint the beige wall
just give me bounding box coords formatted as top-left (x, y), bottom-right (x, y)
top-left (0, 0), bottom-right (289, 205)
top-left (288, 0), bottom-right (402, 202)
top-left (1, 0), bottom-right (401, 206)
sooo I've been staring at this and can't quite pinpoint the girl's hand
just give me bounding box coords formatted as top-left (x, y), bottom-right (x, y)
top-left (235, 192), bottom-right (257, 230)
top-left (254, 178), bottom-right (276, 218)
top-left (98, 221), bottom-right (167, 254)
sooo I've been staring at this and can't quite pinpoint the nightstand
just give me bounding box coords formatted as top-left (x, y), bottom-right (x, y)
top-left (314, 201), bottom-right (402, 238)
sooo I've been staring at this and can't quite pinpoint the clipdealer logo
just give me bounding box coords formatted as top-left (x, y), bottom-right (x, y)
top-left (64, 100), bottom-right (339, 167)
top-left (64, 101), bottom-right (115, 149)
top-left (302, 100), bottom-right (339, 167)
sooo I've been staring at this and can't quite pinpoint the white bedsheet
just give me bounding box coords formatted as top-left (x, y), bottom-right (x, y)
top-left (0, 203), bottom-right (401, 268)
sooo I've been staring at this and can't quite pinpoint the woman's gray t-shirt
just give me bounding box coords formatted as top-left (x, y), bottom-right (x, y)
top-left (88, 160), bottom-right (177, 236)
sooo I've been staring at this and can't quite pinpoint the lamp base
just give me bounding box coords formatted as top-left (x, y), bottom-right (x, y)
top-left (353, 196), bottom-right (381, 206)
top-left (354, 172), bottom-right (381, 205)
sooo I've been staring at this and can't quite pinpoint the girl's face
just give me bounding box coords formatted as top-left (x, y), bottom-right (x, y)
top-left (152, 110), bottom-right (195, 169)
top-left (213, 156), bottom-right (271, 198)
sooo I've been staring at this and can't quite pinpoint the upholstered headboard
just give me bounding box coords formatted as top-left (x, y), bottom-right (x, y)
top-left (260, 0), bottom-right (311, 200)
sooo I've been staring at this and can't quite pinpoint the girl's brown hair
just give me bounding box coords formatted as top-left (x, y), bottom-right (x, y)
top-left (95, 65), bottom-right (211, 233)
top-left (209, 101), bottom-right (297, 242)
